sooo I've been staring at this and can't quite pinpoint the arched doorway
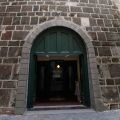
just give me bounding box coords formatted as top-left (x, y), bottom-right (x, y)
top-left (15, 20), bottom-right (105, 114)
top-left (27, 27), bottom-right (90, 108)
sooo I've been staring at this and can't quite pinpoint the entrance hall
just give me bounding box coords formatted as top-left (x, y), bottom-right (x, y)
top-left (35, 56), bottom-right (80, 106)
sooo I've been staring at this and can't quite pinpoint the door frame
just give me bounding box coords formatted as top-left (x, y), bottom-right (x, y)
top-left (15, 20), bottom-right (106, 114)
top-left (37, 55), bottom-right (81, 101)
top-left (27, 53), bottom-right (91, 108)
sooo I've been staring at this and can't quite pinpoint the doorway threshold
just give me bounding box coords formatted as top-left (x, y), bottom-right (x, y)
top-left (28, 104), bottom-right (87, 111)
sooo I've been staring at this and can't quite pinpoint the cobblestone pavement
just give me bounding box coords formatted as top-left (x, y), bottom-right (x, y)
top-left (0, 109), bottom-right (120, 120)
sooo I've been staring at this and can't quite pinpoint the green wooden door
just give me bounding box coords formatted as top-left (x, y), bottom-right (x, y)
top-left (27, 27), bottom-right (90, 108)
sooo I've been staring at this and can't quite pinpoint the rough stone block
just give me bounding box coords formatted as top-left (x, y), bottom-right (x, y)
top-left (108, 64), bottom-right (120, 77)
top-left (16, 94), bottom-right (26, 101)
top-left (12, 31), bottom-right (28, 40)
top-left (104, 19), bottom-right (112, 27)
top-left (0, 89), bottom-right (11, 107)
top-left (106, 79), bottom-right (114, 85)
top-left (112, 20), bottom-right (119, 27)
top-left (88, 32), bottom-right (97, 40)
top-left (89, 0), bottom-right (98, 3)
top-left (101, 9), bottom-right (109, 14)
top-left (73, 18), bottom-right (81, 25)
top-left (89, 18), bottom-right (97, 26)
top-left (112, 58), bottom-right (119, 63)
top-left (3, 17), bottom-right (12, 25)
top-left (0, 17), bottom-right (3, 25)
top-left (19, 68), bottom-right (29, 75)
top-left (97, 19), bottom-right (104, 26)
top-left (115, 79), bottom-right (120, 85)
top-left (81, 17), bottom-right (90, 26)
top-left (101, 86), bottom-right (119, 103)
top-left (0, 6), bottom-right (6, 12)
top-left (102, 57), bottom-right (111, 63)
top-left (21, 17), bottom-right (30, 25)
top-left (97, 32), bottom-right (106, 41)
top-left (5, 26), bottom-right (15, 31)
top-left (19, 75), bottom-right (28, 81)
top-left (22, 6), bottom-right (32, 11)
top-left (18, 81), bottom-right (27, 87)
top-left (3, 81), bottom-right (16, 88)
top-left (1, 31), bottom-right (12, 40)
top-left (0, 47), bottom-right (8, 57)
top-left (12, 17), bottom-right (21, 25)
top-left (12, 65), bottom-right (19, 80)
top-left (40, 5), bottom-right (48, 11)
top-left (83, 7), bottom-right (93, 13)
top-left (0, 65), bottom-right (12, 79)
top-left (8, 47), bottom-right (22, 57)
top-left (71, 6), bottom-right (82, 12)
top-left (15, 101), bottom-right (26, 108)
top-left (8, 41), bottom-right (20, 46)
top-left (3, 58), bottom-right (18, 63)
top-left (39, 17), bottom-right (47, 23)
top-left (111, 47), bottom-right (118, 56)
top-left (33, 5), bottom-right (39, 11)
top-left (17, 87), bottom-right (26, 94)
top-left (30, 17), bottom-right (38, 25)
top-left (99, 0), bottom-right (107, 4)
top-left (98, 47), bottom-right (111, 56)
top-left (0, 81), bottom-right (2, 88)
top-left (15, 107), bottom-right (25, 115)
top-left (80, 0), bottom-right (88, 3)
top-left (106, 33), bottom-right (120, 41)
top-left (6, 6), bottom-right (21, 12)
top-left (99, 79), bottom-right (105, 85)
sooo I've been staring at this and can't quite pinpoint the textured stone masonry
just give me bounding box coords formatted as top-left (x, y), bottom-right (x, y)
top-left (0, 0), bottom-right (120, 114)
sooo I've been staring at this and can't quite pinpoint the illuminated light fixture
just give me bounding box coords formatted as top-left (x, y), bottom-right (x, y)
top-left (46, 55), bottom-right (49, 57)
top-left (65, 55), bottom-right (69, 57)
top-left (57, 64), bottom-right (60, 69)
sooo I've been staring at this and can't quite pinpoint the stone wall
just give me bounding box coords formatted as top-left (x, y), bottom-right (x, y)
top-left (0, 0), bottom-right (120, 114)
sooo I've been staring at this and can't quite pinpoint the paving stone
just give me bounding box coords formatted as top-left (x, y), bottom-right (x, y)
top-left (0, 110), bottom-right (120, 120)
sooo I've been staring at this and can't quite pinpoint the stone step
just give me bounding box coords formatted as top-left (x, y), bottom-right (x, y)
top-left (28, 104), bottom-right (87, 111)
top-left (25, 109), bottom-right (94, 115)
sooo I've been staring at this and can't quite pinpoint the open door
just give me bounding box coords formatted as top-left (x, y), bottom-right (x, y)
top-left (79, 55), bottom-right (90, 107)
top-left (27, 27), bottom-right (90, 108)
top-left (35, 59), bottom-right (79, 104)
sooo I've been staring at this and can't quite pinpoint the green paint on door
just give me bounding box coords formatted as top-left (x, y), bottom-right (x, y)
top-left (27, 27), bottom-right (90, 108)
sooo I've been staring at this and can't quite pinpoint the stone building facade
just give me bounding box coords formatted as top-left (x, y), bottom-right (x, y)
top-left (0, 0), bottom-right (120, 114)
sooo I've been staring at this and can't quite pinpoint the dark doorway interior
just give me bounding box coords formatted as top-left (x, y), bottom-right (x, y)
top-left (35, 60), bottom-right (79, 105)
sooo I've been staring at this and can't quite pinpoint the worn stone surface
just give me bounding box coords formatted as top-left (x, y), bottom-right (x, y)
top-left (0, 0), bottom-right (120, 114)
top-left (3, 81), bottom-right (16, 88)
top-left (0, 89), bottom-right (11, 107)
top-left (108, 64), bottom-right (120, 77)
top-left (0, 47), bottom-right (8, 57)
top-left (0, 65), bottom-right (12, 79)
top-left (12, 31), bottom-right (28, 40)
top-left (101, 87), bottom-right (119, 103)
top-left (8, 47), bottom-right (22, 57)
top-left (1, 31), bottom-right (12, 40)
top-left (98, 47), bottom-right (112, 56)
top-left (0, 109), bottom-right (120, 120)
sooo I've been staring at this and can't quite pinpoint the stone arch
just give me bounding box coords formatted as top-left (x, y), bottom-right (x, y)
top-left (15, 20), bottom-right (106, 114)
